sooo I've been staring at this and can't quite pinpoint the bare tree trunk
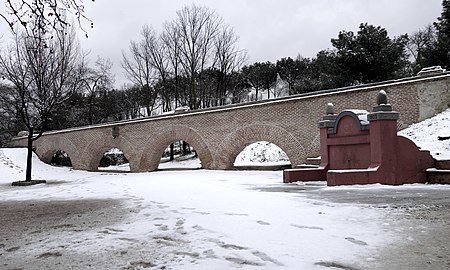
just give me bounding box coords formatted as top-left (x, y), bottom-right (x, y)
top-left (25, 127), bottom-right (33, 182)
top-left (183, 141), bottom-right (188, 155)
top-left (175, 74), bottom-right (179, 108)
top-left (170, 143), bottom-right (175, 161)
top-left (88, 93), bottom-right (94, 125)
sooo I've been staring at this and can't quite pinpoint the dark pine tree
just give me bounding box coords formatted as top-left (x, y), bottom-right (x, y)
top-left (434, 0), bottom-right (450, 68)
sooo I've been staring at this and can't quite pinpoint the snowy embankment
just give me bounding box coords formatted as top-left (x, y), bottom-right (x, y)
top-left (1, 147), bottom-right (397, 270)
top-left (399, 108), bottom-right (450, 160)
top-left (234, 141), bottom-right (290, 167)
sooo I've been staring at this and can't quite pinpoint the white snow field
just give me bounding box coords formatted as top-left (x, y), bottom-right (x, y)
top-left (0, 149), bottom-right (393, 269)
top-left (1, 108), bottom-right (449, 269)
top-left (1, 148), bottom-right (450, 270)
top-left (399, 108), bottom-right (450, 160)
top-left (158, 153), bottom-right (202, 170)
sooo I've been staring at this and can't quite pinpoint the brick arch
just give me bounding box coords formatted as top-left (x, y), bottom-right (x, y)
top-left (139, 125), bottom-right (213, 172)
top-left (216, 124), bottom-right (306, 169)
top-left (82, 134), bottom-right (138, 171)
top-left (34, 136), bottom-right (79, 166)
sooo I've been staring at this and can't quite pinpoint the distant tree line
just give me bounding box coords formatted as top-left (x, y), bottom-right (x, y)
top-left (121, 4), bottom-right (248, 112)
top-left (118, 2), bottom-right (450, 111)
top-left (1, 1), bottom-right (450, 146)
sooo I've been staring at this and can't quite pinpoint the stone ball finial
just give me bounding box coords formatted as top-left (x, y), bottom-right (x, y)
top-left (377, 90), bottom-right (388, 105)
top-left (326, 103), bottom-right (335, 115)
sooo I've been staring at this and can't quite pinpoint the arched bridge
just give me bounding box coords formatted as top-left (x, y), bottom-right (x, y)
top-left (8, 73), bottom-right (450, 172)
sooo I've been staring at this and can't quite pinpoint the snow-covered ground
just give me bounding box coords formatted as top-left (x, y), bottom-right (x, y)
top-left (158, 153), bottom-right (202, 170)
top-left (0, 148), bottom-right (402, 269)
top-left (399, 108), bottom-right (450, 160)
top-left (1, 148), bottom-right (449, 269)
top-left (234, 141), bottom-right (290, 167)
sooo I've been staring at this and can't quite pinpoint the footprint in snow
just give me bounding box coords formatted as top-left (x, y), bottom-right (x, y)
top-left (220, 243), bottom-right (248, 250)
top-left (345, 237), bottom-right (368, 246)
top-left (175, 218), bottom-right (185, 227)
top-left (224, 212), bottom-right (248, 216)
top-left (193, 211), bottom-right (211, 215)
top-left (290, 224), bottom-right (324, 230)
top-left (225, 256), bottom-right (264, 266)
top-left (256, 220), bottom-right (271, 225)
top-left (251, 250), bottom-right (284, 266)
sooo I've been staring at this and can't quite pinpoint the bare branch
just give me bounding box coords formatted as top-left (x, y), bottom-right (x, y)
top-left (1, 0), bottom-right (93, 40)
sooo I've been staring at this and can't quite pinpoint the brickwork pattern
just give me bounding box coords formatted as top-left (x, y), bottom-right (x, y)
top-left (8, 74), bottom-right (450, 172)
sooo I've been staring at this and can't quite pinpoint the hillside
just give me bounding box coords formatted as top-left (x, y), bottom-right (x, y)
top-left (399, 108), bottom-right (450, 160)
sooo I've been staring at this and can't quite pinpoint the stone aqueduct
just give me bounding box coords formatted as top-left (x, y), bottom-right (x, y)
top-left (8, 73), bottom-right (450, 172)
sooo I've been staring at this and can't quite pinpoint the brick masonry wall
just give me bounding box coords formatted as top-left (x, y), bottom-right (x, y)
top-left (8, 73), bottom-right (450, 171)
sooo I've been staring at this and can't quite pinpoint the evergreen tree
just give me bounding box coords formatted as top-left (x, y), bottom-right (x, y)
top-left (331, 23), bottom-right (409, 84)
top-left (434, 0), bottom-right (450, 68)
top-left (241, 62), bottom-right (277, 101)
top-left (276, 57), bottom-right (312, 94)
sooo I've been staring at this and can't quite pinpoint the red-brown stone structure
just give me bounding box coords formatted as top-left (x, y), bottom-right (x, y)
top-left (7, 73), bottom-right (450, 172)
top-left (283, 91), bottom-right (436, 185)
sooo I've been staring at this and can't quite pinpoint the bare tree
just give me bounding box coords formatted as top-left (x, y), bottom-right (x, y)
top-left (212, 25), bottom-right (247, 105)
top-left (80, 57), bottom-right (115, 124)
top-left (141, 26), bottom-right (169, 83)
top-left (407, 24), bottom-right (439, 73)
top-left (0, 25), bottom-right (84, 184)
top-left (173, 4), bottom-right (221, 109)
top-left (121, 26), bottom-right (161, 116)
top-left (1, 0), bottom-right (92, 38)
top-left (141, 26), bottom-right (172, 111)
top-left (122, 5), bottom-right (246, 111)
top-left (407, 25), bottom-right (437, 62)
top-left (162, 21), bottom-right (182, 107)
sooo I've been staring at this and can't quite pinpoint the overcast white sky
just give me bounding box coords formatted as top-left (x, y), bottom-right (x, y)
top-left (8, 0), bottom-right (447, 87)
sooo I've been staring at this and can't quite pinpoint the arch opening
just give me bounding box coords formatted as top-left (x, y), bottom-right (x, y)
top-left (98, 148), bottom-right (130, 172)
top-left (158, 140), bottom-right (201, 170)
top-left (234, 141), bottom-right (291, 170)
top-left (50, 150), bottom-right (72, 167)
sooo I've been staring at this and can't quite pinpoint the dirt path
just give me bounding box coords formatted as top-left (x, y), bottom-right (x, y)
top-left (0, 199), bottom-right (132, 270)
